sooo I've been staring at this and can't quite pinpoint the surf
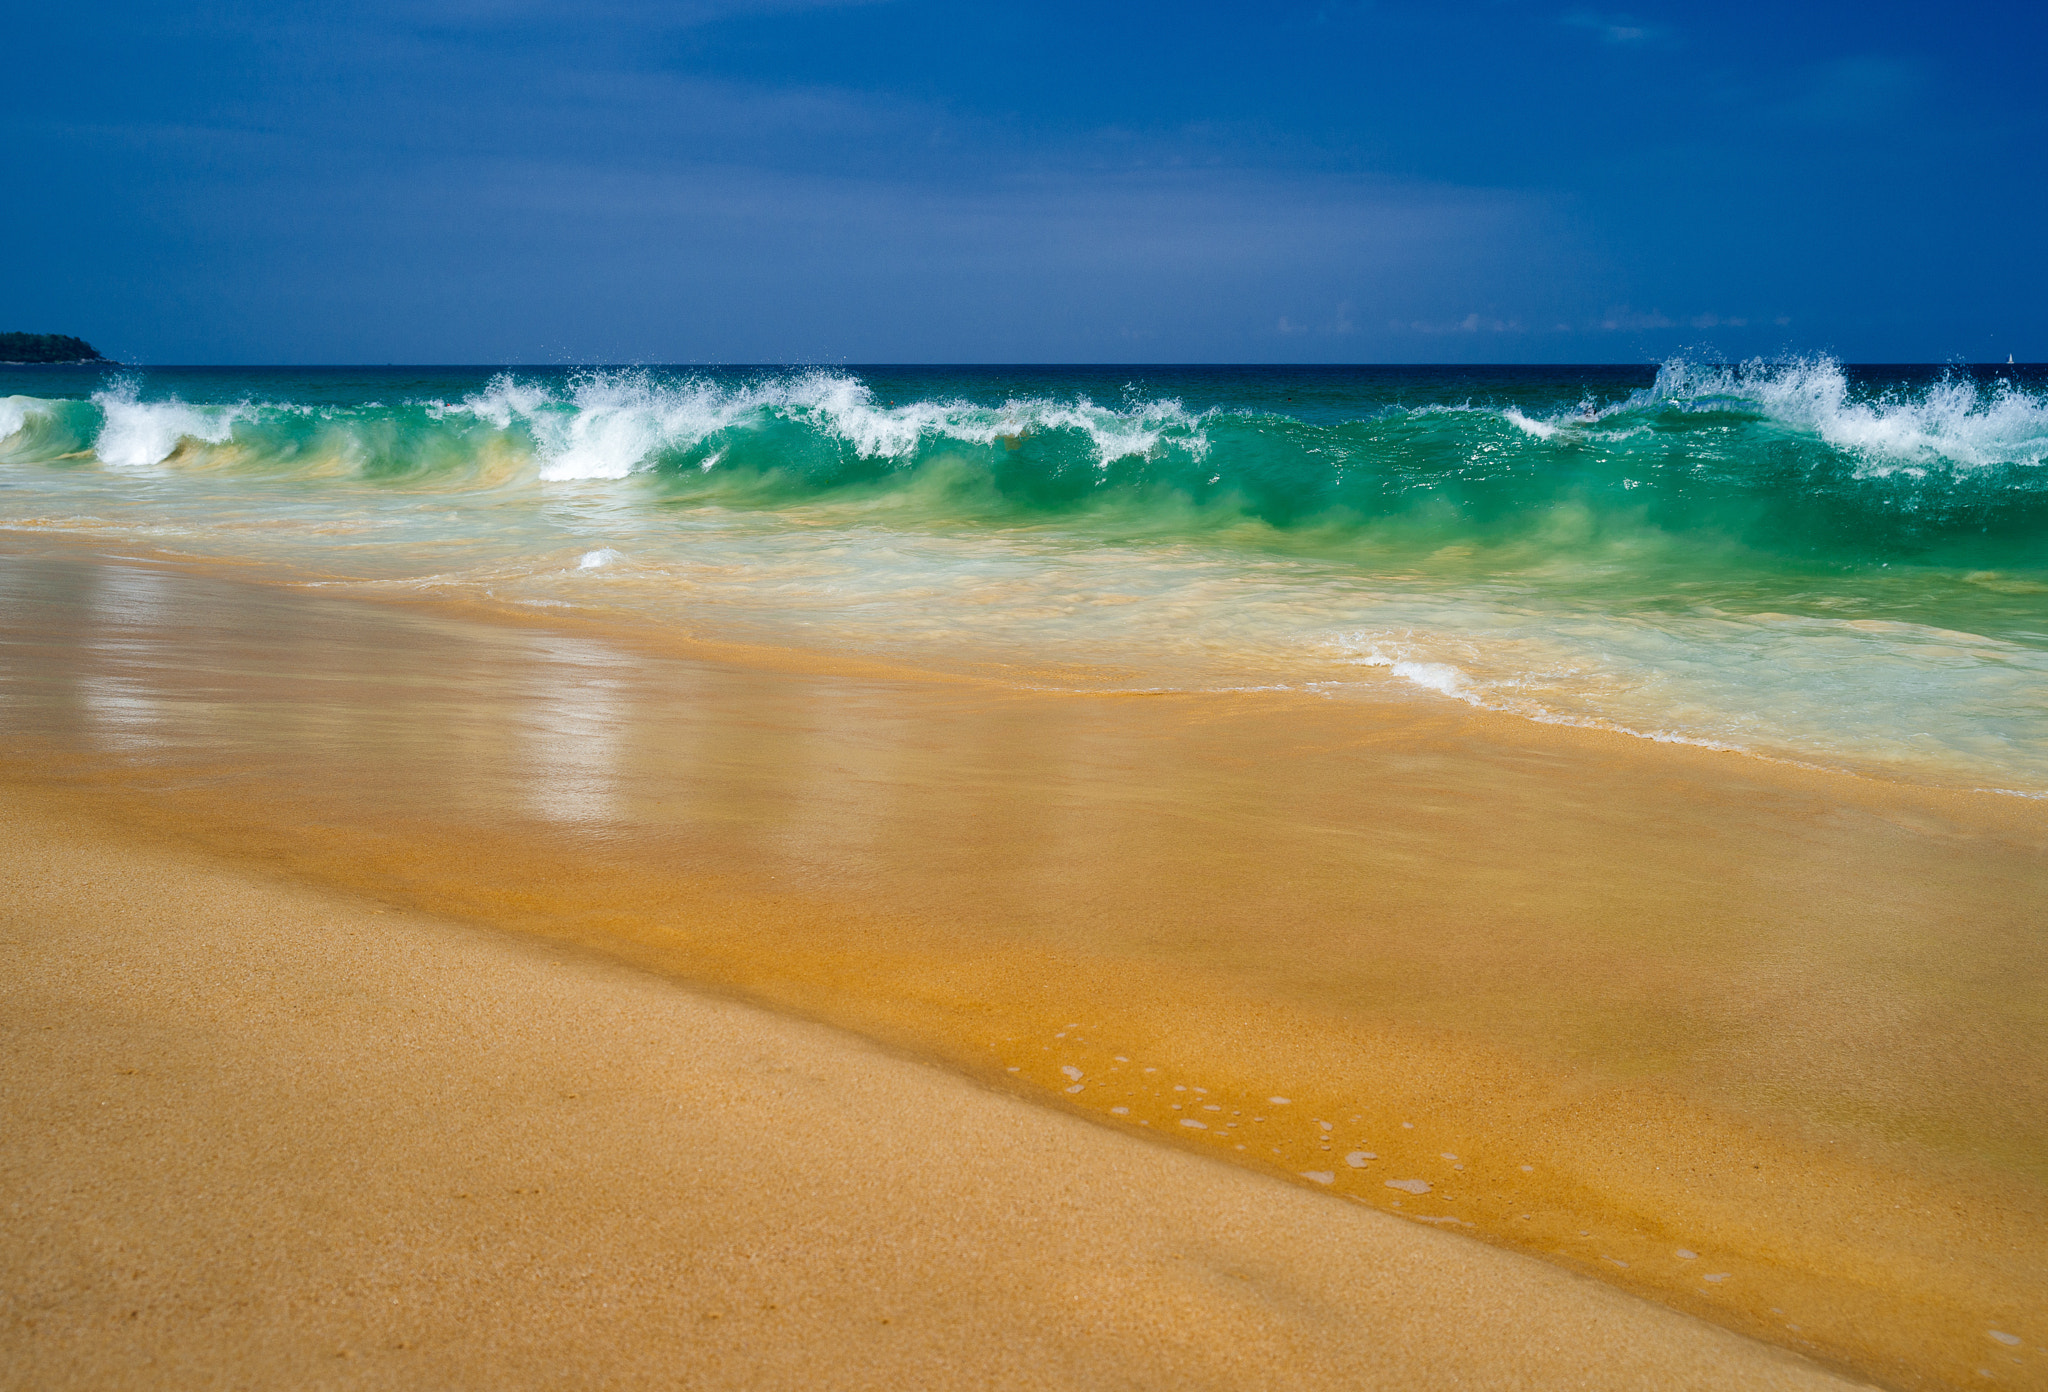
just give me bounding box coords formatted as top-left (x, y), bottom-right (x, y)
top-left (3, 357), bottom-right (2045, 792)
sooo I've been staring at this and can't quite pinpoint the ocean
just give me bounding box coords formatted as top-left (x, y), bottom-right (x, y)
top-left (4, 358), bottom-right (2045, 793)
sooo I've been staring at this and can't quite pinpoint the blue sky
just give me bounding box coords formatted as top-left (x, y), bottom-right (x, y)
top-left (5, 0), bottom-right (2042, 363)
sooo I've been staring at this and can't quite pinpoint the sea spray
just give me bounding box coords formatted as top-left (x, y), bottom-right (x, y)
top-left (90, 378), bottom-right (246, 468)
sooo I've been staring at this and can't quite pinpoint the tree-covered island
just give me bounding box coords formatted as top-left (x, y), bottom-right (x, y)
top-left (0, 333), bottom-right (113, 364)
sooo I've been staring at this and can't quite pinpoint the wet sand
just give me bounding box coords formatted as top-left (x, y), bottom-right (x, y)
top-left (0, 790), bottom-right (1865, 1390)
top-left (1, 539), bottom-right (2044, 1389)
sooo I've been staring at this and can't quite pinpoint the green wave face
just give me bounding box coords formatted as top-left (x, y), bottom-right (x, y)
top-left (3, 359), bottom-right (2046, 790)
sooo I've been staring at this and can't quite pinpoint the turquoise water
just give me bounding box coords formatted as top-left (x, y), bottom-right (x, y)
top-left (3, 359), bottom-right (2045, 790)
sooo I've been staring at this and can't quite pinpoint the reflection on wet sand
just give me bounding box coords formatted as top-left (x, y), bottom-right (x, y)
top-left (520, 635), bottom-right (629, 826)
top-left (80, 566), bottom-right (179, 752)
top-left (1, 539), bottom-right (2043, 1391)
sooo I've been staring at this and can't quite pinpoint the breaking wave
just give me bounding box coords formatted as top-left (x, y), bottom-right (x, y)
top-left (0, 357), bottom-right (2034, 565)
top-left (1602, 356), bottom-right (2048, 472)
top-left (91, 380), bottom-right (247, 468)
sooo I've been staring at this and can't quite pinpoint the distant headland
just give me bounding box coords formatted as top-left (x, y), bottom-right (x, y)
top-left (0, 332), bottom-right (113, 365)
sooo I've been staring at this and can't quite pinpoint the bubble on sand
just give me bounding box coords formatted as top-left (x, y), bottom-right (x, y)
top-left (1440, 1153), bottom-right (1457, 1160)
top-left (1345, 1152), bottom-right (1374, 1168)
top-left (1676, 1249), bottom-right (1698, 1260)
top-left (1269, 1097), bottom-right (1291, 1105)
top-left (1114, 1056), bottom-right (1128, 1062)
top-left (1061, 1066), bottom-right (1082, 1081)
top-left (1990, 1332), bottom-right (2021, 1347)
top-left (1602, 1256), bottom-right (1629, 1268)
top-left (1402, 1122), bottom-right (1414, 1129)
top-left (1302, 1171), bottom-right (1335, 1184)
top-left (1006, 1066), bottom-right (1019, 1073)
top-left (1386, 1178), bottom-right (1431, 1195)
top-left (1110, 1106), bottom-right (1129, 1115)
top-left (1173, 1085), bottom-right (1186, 1092)
top-left (1065, 1084), bottom-right (1083, 1093)
top-left (1704, 1273), bottom-right (1731, 1282)
top-left (1180, 1118), bottom-right (1208, 1129)
top-left (1520, 1164), bottom-right (1534, 1172)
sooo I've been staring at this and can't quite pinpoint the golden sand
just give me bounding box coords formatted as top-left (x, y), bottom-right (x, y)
top-left (1, 541), bottom-right (2043, 1388)
top-left (1, 792), bottom-right (1859, 1390)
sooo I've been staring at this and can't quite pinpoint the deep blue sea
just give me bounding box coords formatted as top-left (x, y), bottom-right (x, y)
top-left (4, 359), bottom-right (2045, 790)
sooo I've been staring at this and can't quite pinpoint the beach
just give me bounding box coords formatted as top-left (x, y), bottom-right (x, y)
top-left (11, 0), bottom-right (2046, 1369)
top-left (1, 537), bottom-right (2042, 1389)
top-left (2, 781), bottom-right (1867, 1391)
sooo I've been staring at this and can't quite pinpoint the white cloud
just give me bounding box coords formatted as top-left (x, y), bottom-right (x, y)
top-left (1400, 313), bottom-right (1527, 335)
top-left (1597, 309), bottom-right (1672, 330)
top-left (1561, 10), bottom-right (1664, 46)
top-left (1581, 309), bottom-right (1767, 333)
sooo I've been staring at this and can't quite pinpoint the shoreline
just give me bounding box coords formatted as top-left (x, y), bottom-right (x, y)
top-left (14, 521), bottom-right (2038, 803)
top-left (0, 787), bottom-right (1868, 1390)
top-left (1, 538), bottom-right (2043, 1388)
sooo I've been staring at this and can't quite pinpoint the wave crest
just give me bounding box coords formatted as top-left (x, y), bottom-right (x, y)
top-left (91, 380), bottom-right (245, 467)
top-left (436, 369), bottom-right (1211, 481)
top-left (1633, 356), bottom-right (2048, 471)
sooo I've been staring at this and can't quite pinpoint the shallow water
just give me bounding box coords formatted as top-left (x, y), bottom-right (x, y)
top-left (4, 358), bottom-right (2046, 791)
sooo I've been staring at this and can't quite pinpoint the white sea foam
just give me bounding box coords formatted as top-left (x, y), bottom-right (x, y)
top-left (440, 375), bottom-right (554, 430)
top-left (91, 382), bottom-right (244, 467)
top-left (1492, 356), bottom-right (2048, 472)
top-left (0, 395), bottom-right (35, 441)
top-left (1645, 357), bottom-right (2048, 470)
top-left (1503, 408), bottom-right (1559, 439)
top-left (1390, 659), bottom-right (1475, 700)
top-left (1351, 645), bottom-right (1485, 704)
top-left (433, 369), bottom-right (1213, 481)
